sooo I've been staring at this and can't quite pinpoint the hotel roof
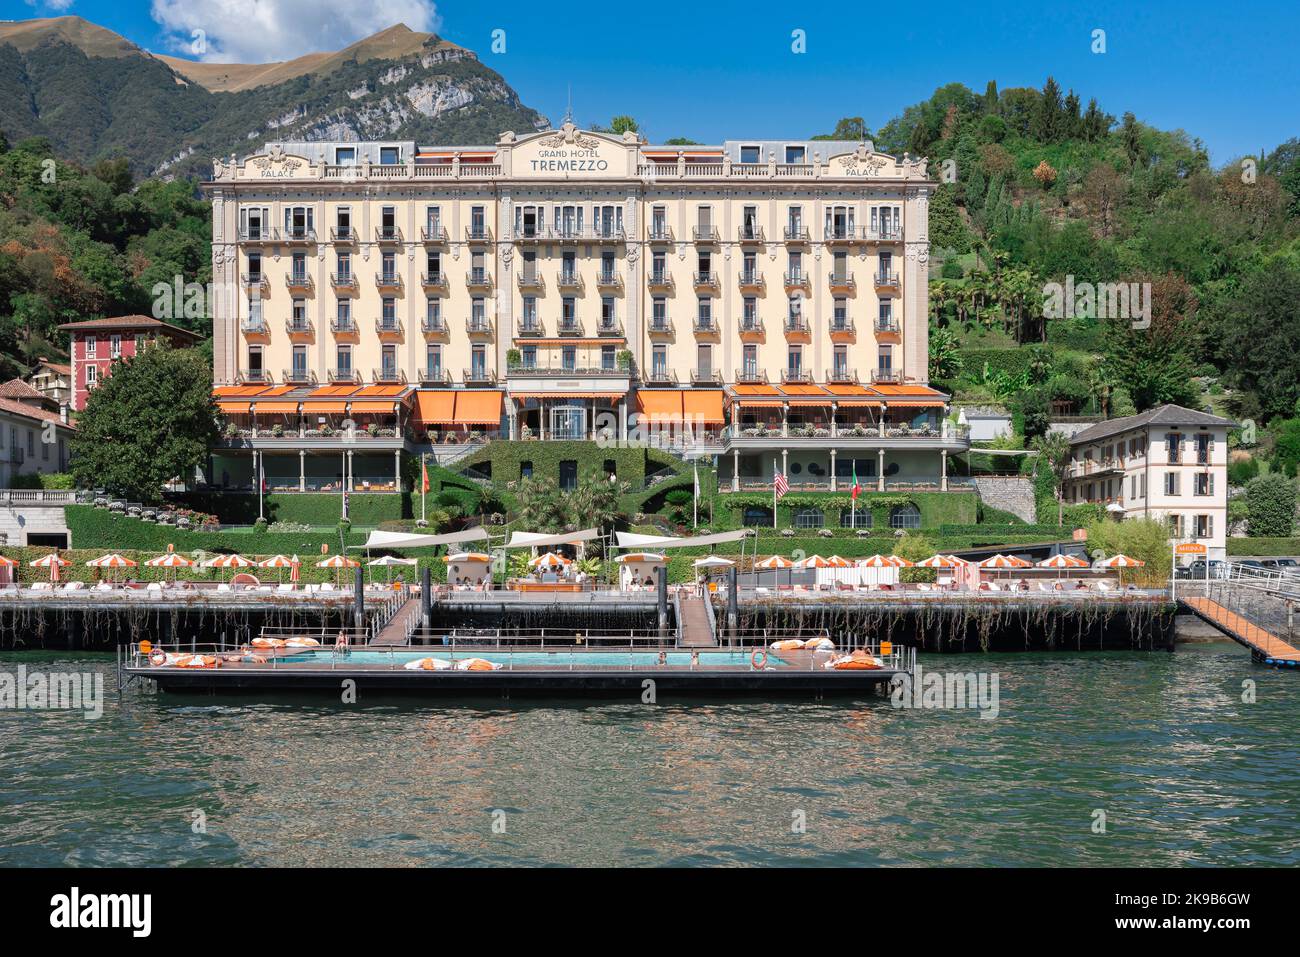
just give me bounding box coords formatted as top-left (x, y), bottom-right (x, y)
top-left (1069, 404), bottom-right (1236, 446)
top-left (56, 315), bottom-right (202, 340)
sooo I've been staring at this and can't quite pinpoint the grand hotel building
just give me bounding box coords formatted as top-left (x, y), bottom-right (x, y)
top-left (206, 124), bottom-right (968, 499)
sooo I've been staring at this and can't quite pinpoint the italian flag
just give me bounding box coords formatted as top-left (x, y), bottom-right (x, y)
top-left (851, 462), bottom-right (862, 500)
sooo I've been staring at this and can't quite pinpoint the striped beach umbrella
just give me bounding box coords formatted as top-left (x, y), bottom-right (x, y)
top-left (796, 554), bottom-right (832, 569)
top-left (29, 553), bottom-right (69, 584)
top-left (316, 553), bottom-right (360, 586)
top-left (917, 554), bottom-right (964, 568)
top-left (446, 552), bottom-right (493, 563)
top-left (824, 555), bottom-right (852, 568)
top-left (258, 554), bottom-right (295, 584)
top-left (856, 554), bottom-right (894, 568)
top-left (145, 551), bottom-right (193, 582)
top-left (1097, 553), bottom-right (1145, 567)
top-left (202, 553), bottom-right (254, 582)
top-left (86, 553), bottom-right (137, 568)
top-left (1037, 554), bottom-right (1089, 569)
top-left (979, 554), bottom-right (1025, 568)
top-left (528, 551), bottom-right (571, 569)
top-left (886, 555), bottom-right (915, 568)
top-left (755, 555), bottom-right (793, 569)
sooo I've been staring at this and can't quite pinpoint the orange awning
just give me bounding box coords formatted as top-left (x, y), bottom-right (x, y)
top-left (886, 399), bottom-right (947, 407)
top-left (302, 400), bottom-right (348, 414)
top-left (415, 391), bottom-right (457, 425)
top-left (682, 391), bottom-right (725, 424)
top-left (348, 400), bottom-right (398, 412)
top-left (637, 390), bottom-right (684, 419)
top-left (353, 385), bottom-right (406, 397)
top-left (778, 384), bottom-right (829, 396)
top-left (732, 384), bottom-right (781, 396)
top-left (454, 391), bottom-right (503, 425)
top-left (258, 385), bottom-right (297, 397)
top-left (253, 401), bottom-right (301, 414)
top-left (872, 384), bottom-right (945, 397)
top-left (217, 401), bottom-right (249, 414)
top-left (309, 385), bottom-right (360, 397)
top-left (511, 392), bottom-right (624, 400)
top-left (787, 399), bottom-right (834, 407)
top-left (735, 399), bottom-right (785, 407)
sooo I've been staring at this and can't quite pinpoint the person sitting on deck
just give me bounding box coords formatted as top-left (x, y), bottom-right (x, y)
top-left (658, 650), bottom-right (668, 666)
top-left (336, 630), bottom-right (348, 648)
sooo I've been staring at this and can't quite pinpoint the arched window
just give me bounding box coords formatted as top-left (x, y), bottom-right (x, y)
top-left (793, 507), bottom-right (824, 529)
top-left (841, 509), bottom-right (872, 529)
top-left (889, 504), bottom-right (921, 529)
top-left (742, 506), bottom-right (773, 527)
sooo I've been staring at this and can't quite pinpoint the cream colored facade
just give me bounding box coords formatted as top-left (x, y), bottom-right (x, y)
top-left (1063, 405), bottom-right (1233, 562)
top-left (207, 125), bottom-right (934, 404)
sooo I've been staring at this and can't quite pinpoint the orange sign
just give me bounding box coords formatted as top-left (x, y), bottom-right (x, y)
top-left (880, 641), bottom-right (893, 656)
top-left (139, 640), bottom-right (152, 654)
top-left (1175, 542), bottom-right (1207, 555)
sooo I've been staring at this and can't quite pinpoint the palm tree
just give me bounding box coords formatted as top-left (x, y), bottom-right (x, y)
top-left (1032, 431), bottom-right (1074, 526)
top-left (516, 476), bottom-right (567, 532)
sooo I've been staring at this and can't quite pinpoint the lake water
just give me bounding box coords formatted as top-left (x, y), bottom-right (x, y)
top-left (1, 642), bottom-right (1297, 867)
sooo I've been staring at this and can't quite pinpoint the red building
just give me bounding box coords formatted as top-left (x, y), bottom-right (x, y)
top-left (58, 316), bottom-right (202, 411)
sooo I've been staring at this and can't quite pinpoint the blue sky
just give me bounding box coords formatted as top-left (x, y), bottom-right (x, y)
top-left (15, 0), bottom-right (1300, 162)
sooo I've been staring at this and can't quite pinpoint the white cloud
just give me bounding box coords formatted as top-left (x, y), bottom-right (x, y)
top-left (151, 0), bottom-right (441, 63)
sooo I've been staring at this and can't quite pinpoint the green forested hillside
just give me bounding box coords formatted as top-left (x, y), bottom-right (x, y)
top-left (829, 80), bottom-right (1300, 472)
top-left (0, 136), bottom-right (211, 379)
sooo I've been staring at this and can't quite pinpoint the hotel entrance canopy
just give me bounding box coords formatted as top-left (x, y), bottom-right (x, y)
top-left (616, 529), bottom-right (750, 550)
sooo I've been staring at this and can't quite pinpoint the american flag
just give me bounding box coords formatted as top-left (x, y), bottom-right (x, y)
top-left (774, 470), bottom-right (789, 500)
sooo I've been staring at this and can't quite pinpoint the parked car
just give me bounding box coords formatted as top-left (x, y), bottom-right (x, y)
top-left (1178, 560), bottom-right (1229, 580)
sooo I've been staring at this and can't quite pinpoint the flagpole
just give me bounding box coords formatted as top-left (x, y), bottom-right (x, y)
top-left (692, 459), bottom-right (699, 529)
top-left (421, 452), bottom-right (427, 524)
top-left (772, 457), bottom-right (778, 530)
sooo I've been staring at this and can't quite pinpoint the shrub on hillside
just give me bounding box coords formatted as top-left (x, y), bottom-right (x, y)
top-left (1245, 474), bottom-right (1298, 537)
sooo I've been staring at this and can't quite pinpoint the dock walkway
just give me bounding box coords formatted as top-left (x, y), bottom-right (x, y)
top-left (678, 592), bottom-right (717, 647)
top-left (1180, 596), bottom-right (1300, 665)
top-left (370, 598), bottom-right (422, 645)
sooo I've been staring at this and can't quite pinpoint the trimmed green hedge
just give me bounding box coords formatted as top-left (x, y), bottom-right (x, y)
top-left (66, 506), bottom-right (367, 552)
top-left (168, 492), bottom-right (409, 526)
top-left (1227, 537), bottom-right (1300, 556)
top-left (718, 490), bottom-right (977, 530)
top-left (459, 441), bottom-right (659, 488)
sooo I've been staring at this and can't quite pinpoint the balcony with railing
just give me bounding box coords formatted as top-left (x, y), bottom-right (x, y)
top-left (829, 318), bottom-right (856, 342)
top-left (691, 368), bottom-right (723, 385)
top-left (515, 317), bottom-right (544, 338)
top-left (240, 316), bottom-right (268, 336)
top-left (330, 227), bottom-right (356, 243)
top-left (328, 367), bottom-right (359, 384)
top-left (373, 367), bottom-right (407, 384)
top-left (647, 271), bottom-right (675, 292)
top-left (875, 316), bottom-right (900, 335)
top-left (508, 363), bottom-right (631, 384)
top-left (330, 316), bottom-right (358, 337)
top-left (871, 368), bottom-right (901, 384)
top-left (738, 271), bottom-right (765, 292)
top-left (463, 367), bottom-right (497, 386)
top-left (692, 225), bottom-right (720, 243)
top-left (330, 271), bottom-right (358, 292)
top-left (827, 366), bottom-right (859, 384)
top-left (738, 317), bottom-right (765, 341)
top-left (466, 269), bottom-right (493, 291)
top-left (238, 228), bottom-right (277, 243)
top-left (241, 273), bottom-right (269, 294)
top-left (420, 225), bottom-right (448, 243)
top-left (465, 316), bottom-right (493, 337)
top-left (516, 271), bottom-right (544, 291)
top-left (692, 272), bottom-right (720, 293)
top-left (648, 225), bottom-right (674, 243)
top-left (421, 315), bottom-right (448, 337)
top-left (781, 367), bottom-right (813, 384)
top-left (738, 224), bottom-right (765, 244)
top-left (692, 315), bottom-right (719, 337)
top-left (556, 271), bottom-right (585, 292)
top-left (375, 271), bottom-right (403, 292)
top-left (783, 271), bottom-right (810, 292)
top-left (375, 227), bottom-right (403, 244)
top-left (874, 270), bottom-right (900, 292)
top-left (735, 366), bottom-right (768, 385)
top-left (647, 316), bottom-right (674, 338)
top-left (783, 316), bottom-right (810, 340)
top-left (596, 269), bottom-right (623, 290)
top-left (282, 227), bottom-right (316, 245)
top-left (375, 318), bottom-right (404, 341)
top-left (596, 317), bottom-right (624, 337)
top-left (825, 225), bottom-right (860, 243)
top-left (238, 369), bottom-right (272, 384)
top-left (784, 225), bottom-right (811, 243)
top-left (556, 318), bottom-right (584, 337)
top-left (283, 367), bottom-right (317, 385)
top-left (868, 226), bottom-right (903, 242)
top-left (284, 271), bottom-right (314, 293)
top-left (465, 225), bottom-right (493, 243)
top-left (421, 271), bottom-right (449, 292)
top-left (284, 319), bottom-right (314, 341)
top-left (642, 367), bottom-right (678, 386)
top-left (419, 366), bottom-right (451, 385)
top-left (829, 272), bottom-right (855, 293)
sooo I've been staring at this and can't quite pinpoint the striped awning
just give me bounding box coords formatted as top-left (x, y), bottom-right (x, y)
top-left (302, 400), bottom-right (348, 414)
top-left (253, 401), bottom-right (301, 414)
top-left (216, 401), bottom-right (249, 414)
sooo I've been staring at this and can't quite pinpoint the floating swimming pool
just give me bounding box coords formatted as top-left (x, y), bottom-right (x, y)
top-left (280, 649), bottom-right (788, 668)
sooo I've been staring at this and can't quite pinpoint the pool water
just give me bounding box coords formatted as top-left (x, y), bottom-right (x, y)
top-left (282, 649), bottom-right (787, 668)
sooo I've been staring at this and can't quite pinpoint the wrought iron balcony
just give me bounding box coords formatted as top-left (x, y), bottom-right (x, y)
top-left (735, 367), bottom-right (768, 384)
top-left (643, 367), bottom-right (678, 385)
top-left (827, 367), bottom-right (859, 384)
top-left (693, 271), bottom-right (719, 291)
top-left (738, 318), bottom-right (765, 340)
top-left (282, 228), bottom-right (317, 244)
top-left (420, 225), bottom-right (448, 243)
top-left (421, 272), bottom-right (449, 291)
top-left (556, 272), bottom-right (585, 292)
top-left (466, 269), bottom-right (493, 290)
top-left (595, 318), bottom-right (623, 337)
top-left (284, 319), bottom-right (314, 340)
top-left (465, 317), bottom-right (493, 337)
top-left (285, 272), bottom-right (314, 292)
top-left (784, 225), bottom-right (810, 243)
top-left (690, 369), bottom-right (722, 385)
top-left (329, 227), bottom-right (355, 243)
top-left (282, 367), bottom-right (317, 385)
top-left (872, 368), bottom-right (901, 384)
top-left (419, 367), bottom-right (451, 385)
top-left (421, 316), bottom-right (448, 336)
top-left (738, 225), bottom-right (765, 243)
top-left (874, 271), bottom-right (900, 290)
top-left (330, 317), bottom-right (358, 335)
top-left (374, 227), bottom-right (403, 244)
top-left (515, 319), bottom-right (544, 337)
top-left (647, 317), bottom-right (674, 337)
top-left (463, 367), bottom-right (496, 385)
top-left (516, 271), bottom-right (544, 291)
top-left (375, 272), bottom-right (403, 291)
top-left (556, 319), bottom-right (584, 337)
top-left (465, 225), bottom-right (493, 243)
top-left (738, 271), bottom-right (765, 292)
top-left (330, 272), bottom-right (358, 291)
top-left (596, 270), bottom-right (623, 290)
top-left (692, 225), bottom-right (720, 242)
top-left (647, 271), bottom-right (675, 292)
top-left (375, 319), bottom-right (404, 340)
top-left (875, 317), bottom-right (900, 334)
top-left (829, 272), bottom-right (856, 293)
top-left (373, 367), bottom-right (407, 384)
top-left (781, 368), bottom-right (813, 384)
top-left (783, 272), bottom-right (810, 291)
top-left (648, 225), bottom-right (674, 243)
top-left (328, 367), bottom-right (359, 383)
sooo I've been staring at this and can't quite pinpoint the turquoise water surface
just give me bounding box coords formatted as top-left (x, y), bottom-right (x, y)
top-left (1, 642), bottom-right (1297, 866)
